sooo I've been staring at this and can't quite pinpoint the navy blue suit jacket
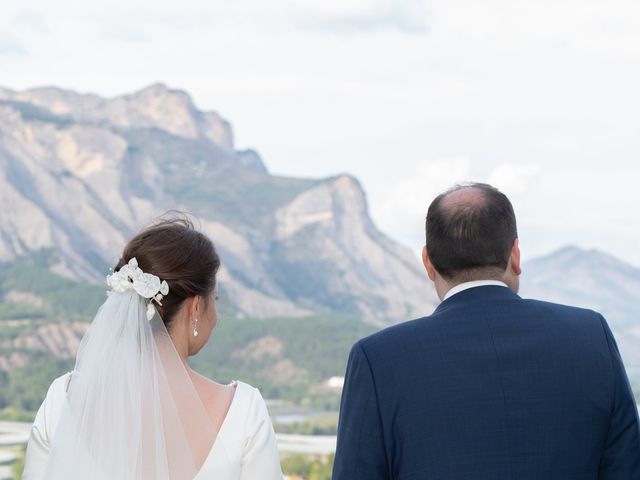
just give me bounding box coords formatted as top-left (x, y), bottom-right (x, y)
top-left (333, 286), bottom-right (640, 479)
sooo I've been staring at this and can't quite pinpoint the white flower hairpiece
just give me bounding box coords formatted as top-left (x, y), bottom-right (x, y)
top-left (107, 257), bottom-right (170, 320)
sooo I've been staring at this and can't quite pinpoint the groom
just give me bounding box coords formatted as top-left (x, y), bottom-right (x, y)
top-left (333, 183), bottom-right (640, 479)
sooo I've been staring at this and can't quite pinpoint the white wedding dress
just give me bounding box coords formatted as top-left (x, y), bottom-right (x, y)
top-left (23, 373), bottom-right (284, 480)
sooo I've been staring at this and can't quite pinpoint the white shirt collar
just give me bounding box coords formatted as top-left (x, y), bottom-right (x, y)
top-left (443, 280), bottom-right (509, 301)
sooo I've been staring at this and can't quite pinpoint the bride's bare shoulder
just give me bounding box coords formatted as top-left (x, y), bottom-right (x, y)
top-left (190, 370), bottom-right (236, 395)
top-left (189, 371), bottom-right (237, 425)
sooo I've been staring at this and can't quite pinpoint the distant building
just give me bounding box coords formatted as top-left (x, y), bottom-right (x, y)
top-left (326, 376), bottom-right (344, 389)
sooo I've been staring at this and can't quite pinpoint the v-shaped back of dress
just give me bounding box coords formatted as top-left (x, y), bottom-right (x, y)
top-left (23, 375), bottom-right (284, 480)
top-left (193, 381), bottom-right (283, 479)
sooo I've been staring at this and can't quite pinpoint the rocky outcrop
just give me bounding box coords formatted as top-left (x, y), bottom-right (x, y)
top-left (0, 83), bottom-right (233, 148)
top-left (0, 84), bottom-right (438, 323)
top-left (272, 175), bottom-right (434, 323)
top-left (9, 322), bottom-right (89, 359)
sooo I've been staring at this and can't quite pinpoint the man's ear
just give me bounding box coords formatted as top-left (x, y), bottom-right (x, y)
top-left (510, 239), bottom-right (522, 276)
top-left (422, 246), bottom-right (437, 281)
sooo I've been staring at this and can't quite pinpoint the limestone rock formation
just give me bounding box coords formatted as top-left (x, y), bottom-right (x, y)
top-left (0, 84), bottom-right (438, 322)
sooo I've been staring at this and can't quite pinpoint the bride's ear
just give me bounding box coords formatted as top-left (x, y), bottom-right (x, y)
top-left (185, 296), bottom-right (199, 320)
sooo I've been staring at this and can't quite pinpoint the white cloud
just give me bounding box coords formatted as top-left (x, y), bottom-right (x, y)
top-left (11, 11), bottom-right (48, 38)
top-left (0, 32), bottom-right (27, 56)
top-left (286, 0), bottom-right (428, 33)
top-left (372, 158), bottom-right (471, 249)
top-left (377, 158), bottom-right (470, 220)
top-left (488, 163), bottom-right (541, 196)
top-left (371, 159), bottom-right (542, 255)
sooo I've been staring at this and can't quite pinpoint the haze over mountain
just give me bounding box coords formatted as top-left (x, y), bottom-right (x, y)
top-left (0, 83), bottom-right (438, 324)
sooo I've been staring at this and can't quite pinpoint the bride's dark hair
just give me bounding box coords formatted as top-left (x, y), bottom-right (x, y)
top-left (114, 214), bottom-right (220, 330)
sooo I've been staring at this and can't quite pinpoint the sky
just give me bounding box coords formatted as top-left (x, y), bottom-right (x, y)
top-left (2, 0), bottom-right (640, 265)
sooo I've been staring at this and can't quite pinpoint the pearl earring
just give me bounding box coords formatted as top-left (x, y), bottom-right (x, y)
top-left (193, 318), bottom-right (199, 337)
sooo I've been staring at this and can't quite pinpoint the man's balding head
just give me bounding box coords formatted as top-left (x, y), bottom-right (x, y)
top-left (425, 183), bottom-right (518, 283)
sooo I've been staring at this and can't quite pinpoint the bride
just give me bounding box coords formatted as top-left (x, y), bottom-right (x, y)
top-left (22, 217), bottom-right (284, 479)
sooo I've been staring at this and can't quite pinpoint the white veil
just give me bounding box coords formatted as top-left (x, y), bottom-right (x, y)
top-left (42, 260), bottom-right (215, 480)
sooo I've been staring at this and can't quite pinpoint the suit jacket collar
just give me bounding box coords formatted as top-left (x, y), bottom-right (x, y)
top-left (433, 284), bottom-right (521, 315)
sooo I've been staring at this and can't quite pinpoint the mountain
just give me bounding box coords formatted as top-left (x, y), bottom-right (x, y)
top-left (1, 84), bottom-right (638, 410)
top-left (520, 246), bottom-right (640, 379)
top-left (0, 83), bottom-right (438, 324)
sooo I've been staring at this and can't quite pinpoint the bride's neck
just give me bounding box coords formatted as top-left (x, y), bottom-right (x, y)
top-left (169, 323), bottom-right (192, 366)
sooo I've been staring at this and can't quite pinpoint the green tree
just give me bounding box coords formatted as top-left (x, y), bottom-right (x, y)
top-left (8, 353), bottom-right (72, 412)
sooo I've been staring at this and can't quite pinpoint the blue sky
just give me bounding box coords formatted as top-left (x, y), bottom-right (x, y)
top-left (2, 0), bottom-right (639, 265)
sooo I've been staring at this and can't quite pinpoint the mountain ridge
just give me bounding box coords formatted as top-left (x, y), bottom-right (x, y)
top-left (1, 83), bottom-right (637, 371)
top-left (0, 82), bottom-right (234, 148)
top-left (0, 83), bottom-right (438, 323)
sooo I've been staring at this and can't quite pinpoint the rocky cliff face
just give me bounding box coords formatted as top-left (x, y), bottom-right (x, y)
top-left (0, 83), bottom-right (233, 147)
top-left (0, 84), bottom-right (438, 322)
